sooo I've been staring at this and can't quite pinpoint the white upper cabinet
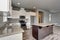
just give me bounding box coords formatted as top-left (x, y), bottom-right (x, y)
top-left (0, 0), bottom-right (9, 11)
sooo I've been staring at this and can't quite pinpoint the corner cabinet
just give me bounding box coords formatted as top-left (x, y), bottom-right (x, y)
top-left (0, 0), bottom-right (9, 11)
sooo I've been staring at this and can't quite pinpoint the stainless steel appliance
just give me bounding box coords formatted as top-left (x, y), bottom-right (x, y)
top-left (19, 16), bottom-right (27, 30)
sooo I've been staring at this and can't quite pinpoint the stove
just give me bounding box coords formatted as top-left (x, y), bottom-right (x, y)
top-left (19, 16), bottom-right (27, 30)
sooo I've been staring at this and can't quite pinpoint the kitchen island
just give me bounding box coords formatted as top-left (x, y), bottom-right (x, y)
top-left (32, 23), bottom-right (54, 40)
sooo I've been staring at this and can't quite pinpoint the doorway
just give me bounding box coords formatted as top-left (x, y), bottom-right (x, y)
top-left (38, 11), bottom-right (43, 23)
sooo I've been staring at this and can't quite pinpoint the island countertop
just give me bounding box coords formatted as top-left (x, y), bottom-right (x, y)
top-left (32, 23), bottom-right (54, 27)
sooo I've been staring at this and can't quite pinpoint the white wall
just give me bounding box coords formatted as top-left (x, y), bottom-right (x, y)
top-left (0, 0), bottom-right (9, 11)
top-left (51, 13), bottom-right (60, 26)
top-left (43, 11), bottom-right (49, 23)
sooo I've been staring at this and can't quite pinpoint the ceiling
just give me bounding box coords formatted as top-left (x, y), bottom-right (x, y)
top-left (12, 0), bottom-right (60, 13)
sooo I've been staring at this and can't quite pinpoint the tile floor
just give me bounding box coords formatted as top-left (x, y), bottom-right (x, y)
top-left (23, 26), bottom-right (60, 40)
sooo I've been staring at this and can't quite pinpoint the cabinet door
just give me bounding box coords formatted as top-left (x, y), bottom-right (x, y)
top-left (0, 0), bottom-right (9, 11)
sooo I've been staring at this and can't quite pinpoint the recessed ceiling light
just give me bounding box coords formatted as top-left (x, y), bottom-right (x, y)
top-left (17, 3), bottom-right (20, 5)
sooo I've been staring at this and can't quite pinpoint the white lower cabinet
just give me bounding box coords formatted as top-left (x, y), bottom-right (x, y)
top-left (0, 33), bottom-right (23, 40)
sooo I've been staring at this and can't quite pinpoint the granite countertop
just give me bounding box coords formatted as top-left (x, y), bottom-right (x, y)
top-left (0, 27), bottom-right (24, 38)
top-left (32, 23), bottom-right (54, 27)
